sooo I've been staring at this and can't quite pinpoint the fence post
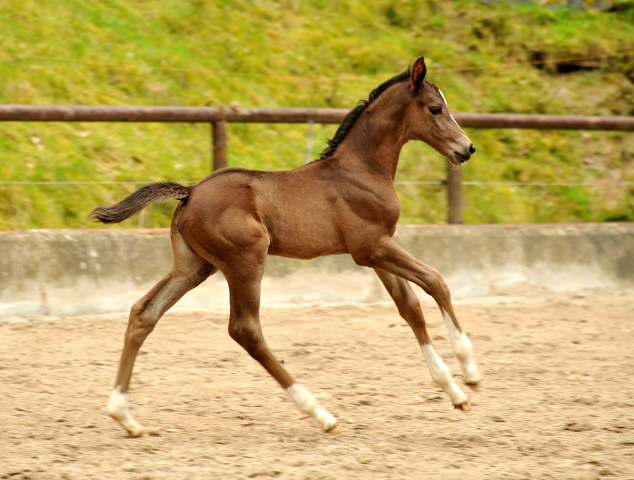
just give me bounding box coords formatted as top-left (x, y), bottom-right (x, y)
top-left (211, 121), bottom-right (227, 171)
top-left (447, 165), bottom-right (463, 224)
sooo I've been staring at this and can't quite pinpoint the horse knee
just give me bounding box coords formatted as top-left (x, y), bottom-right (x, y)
top-left (126, 303), bottom-right (158, 346)
top-left (228, 320), bottom-right (263, 353)
top-left (421, 267), bottom-right (450, 298)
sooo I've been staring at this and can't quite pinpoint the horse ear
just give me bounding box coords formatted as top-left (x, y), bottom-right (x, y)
top-left (410, 56), bottom-right (427, 92)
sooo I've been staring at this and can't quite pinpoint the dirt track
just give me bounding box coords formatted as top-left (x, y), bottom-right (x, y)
top-left (2, 289), bottom-right (634, 479)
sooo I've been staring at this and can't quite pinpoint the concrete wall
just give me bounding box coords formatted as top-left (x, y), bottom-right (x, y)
top-left (1, 223), bottom-right (632, 318)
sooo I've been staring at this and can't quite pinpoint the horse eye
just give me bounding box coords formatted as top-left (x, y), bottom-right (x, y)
top-left (428, 106), bottom-right (442, 116)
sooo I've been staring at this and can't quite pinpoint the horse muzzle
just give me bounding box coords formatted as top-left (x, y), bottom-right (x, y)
top-left (453, 143), bottom-right (476, 164)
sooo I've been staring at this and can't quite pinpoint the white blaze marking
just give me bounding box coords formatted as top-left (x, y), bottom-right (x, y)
top-left (107, 386), bottom-right (144, 437)
top-left (438, 89), bottom-right (460, 127)
top-left (420, 344), bottom-right (468, 406)
top-left (286, 383), bottom-right (337, 431)
top-left (442, 309), bottom-right (482, 384)
top-left (438, 89), bottom-right (448, 106)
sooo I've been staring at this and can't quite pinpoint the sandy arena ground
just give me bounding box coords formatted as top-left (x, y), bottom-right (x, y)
top-left (1, 288), bottom-right (633, 479)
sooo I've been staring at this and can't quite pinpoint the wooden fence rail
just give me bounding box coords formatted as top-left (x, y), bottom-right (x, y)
top-left (1, 105), bottom-right (633, 223)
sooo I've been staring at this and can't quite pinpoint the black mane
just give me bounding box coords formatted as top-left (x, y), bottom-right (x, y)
top-left (318, 67), bottom-right (411, 160)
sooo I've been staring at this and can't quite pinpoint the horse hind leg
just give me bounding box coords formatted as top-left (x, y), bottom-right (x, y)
top-left (374, 269), bottom-right (473, 410)
top-left (225, 268), bottom-right (340, 433)
top-left (108, 232), bottom-right (217, 437)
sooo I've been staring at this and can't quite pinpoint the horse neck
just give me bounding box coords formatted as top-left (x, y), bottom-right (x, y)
top-left (336, 83), bottom-right (411, 180)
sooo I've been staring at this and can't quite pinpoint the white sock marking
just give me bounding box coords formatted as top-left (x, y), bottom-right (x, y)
top-left (442, 309), bottom-right (482, 384)
top-left (421, 344), bottom-right (468, 406)
top-left (286, 383), bottom-right (337, 431)
top-left (107, 386), bottom-right (144, 437)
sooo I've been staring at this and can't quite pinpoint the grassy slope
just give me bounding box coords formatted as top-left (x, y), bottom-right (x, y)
top-left (1, 0), bottom-right (634, 229)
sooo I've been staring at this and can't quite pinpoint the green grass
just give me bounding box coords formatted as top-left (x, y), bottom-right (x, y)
top-left (1, 0), bottom-right (634, 229)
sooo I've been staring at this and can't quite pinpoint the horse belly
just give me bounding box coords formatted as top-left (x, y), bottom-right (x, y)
top-left (266, 221), bottom-right (347, 260)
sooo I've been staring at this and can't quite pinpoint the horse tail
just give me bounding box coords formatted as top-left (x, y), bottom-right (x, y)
top-left (89, 181), bottom-right (191, 224)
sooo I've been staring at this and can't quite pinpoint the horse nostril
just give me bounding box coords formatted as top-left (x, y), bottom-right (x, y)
top-left (469, 144), bottom-right (476, 155)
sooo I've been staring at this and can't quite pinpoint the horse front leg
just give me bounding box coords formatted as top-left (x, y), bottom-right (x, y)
top-left (374, 269), bottom-right (472, 410)
top-left (353, 237), bottom-right (481, 402)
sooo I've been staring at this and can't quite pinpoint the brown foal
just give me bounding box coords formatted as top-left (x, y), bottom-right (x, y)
top-left (91, 57), bottom-right (481, 437)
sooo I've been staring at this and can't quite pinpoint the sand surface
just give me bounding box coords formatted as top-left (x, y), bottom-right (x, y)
top-left (2, 289), bottom-right (633, 479)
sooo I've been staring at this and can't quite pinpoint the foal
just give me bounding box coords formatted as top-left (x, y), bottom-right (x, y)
top-left (91, 57), bottom-right (481, 437)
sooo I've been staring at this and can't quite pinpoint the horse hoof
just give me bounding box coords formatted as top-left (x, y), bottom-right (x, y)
top-left (326, 423), bottom-right (342, 434)
top-left (465, 380), bottom-right (480, 391)
top-left (127, 426), bottom-right (145, 438)
top-left (454, 400), bottom-right (471, 412)
top-left (109, 415), bottom-right (144, 437)
top-left (463, 366), bottom-right (482, 387)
